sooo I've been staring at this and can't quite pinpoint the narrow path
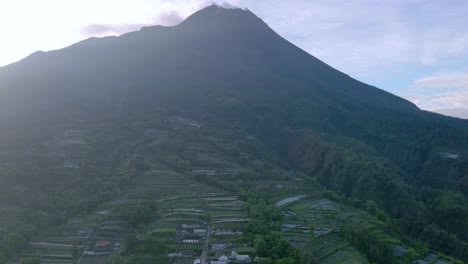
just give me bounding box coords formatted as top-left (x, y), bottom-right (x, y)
top-left (275, 195), bottom-right (305, 207)
top-left (200, 225), bottom-right (211, 264)
top-left (77, 232), bottom-right (95, 264)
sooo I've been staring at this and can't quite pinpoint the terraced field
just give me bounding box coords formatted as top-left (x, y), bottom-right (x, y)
top-left (280, 198), bottom-right (369, 263)
top-left (304, 233), bottom-right (369, 264)
top-left (9, 157), bottom-right (249, 264)
top-left (2, 120), bottom-right (271, 263)
top-left (0, 205), bottom-right (24, 232)
top-left (7, 215), bottom-right (99, 264)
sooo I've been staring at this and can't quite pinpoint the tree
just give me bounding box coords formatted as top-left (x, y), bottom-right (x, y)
top-left (123, 236), bottom-right (139, 254)
top-left (366, 200), bottom-right (377, 215)
top-left (1, 232), bottom-right (26, 258)
top-left (254, 236), bottom-right (269, 257)
top-left (299, 248), bottom-right (319, 264)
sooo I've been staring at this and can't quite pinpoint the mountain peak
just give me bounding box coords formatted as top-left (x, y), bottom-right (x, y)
top-left (208, 3), bottom-right (248, 11)
top-left (178, 4), bottom-right (267, 33)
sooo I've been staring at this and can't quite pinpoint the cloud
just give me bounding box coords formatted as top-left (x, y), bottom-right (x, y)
top-left (156, 11), bottom-right (184, 25)
top-left (412, 72), bottom-right (468, 89)
top-left (81, 23), bottom-right (146, 36)
top-left (431, 108), bottom-right (468, 119)
top-left (218, 2), bottom-right (238, 9)
top-left (235, 0), bottom-right (468, 80)
top-left (237, 0), bottom-right (412, 77)
top-left (406, 72), bottom-right (468, 118)
top-left (79, 1), bottom-right (246, 38)
top-left (419, 32), bottom-right (468, 65)
top-left (80, 10), bottom-right (184, 37)
top-left (405, 90), bottom-right (468, 119)
top-left (211, 1), bottom-right (246, 10)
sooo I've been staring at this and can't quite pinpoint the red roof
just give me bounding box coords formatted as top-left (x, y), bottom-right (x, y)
top-left (95, 240), bottom-right (112, 246)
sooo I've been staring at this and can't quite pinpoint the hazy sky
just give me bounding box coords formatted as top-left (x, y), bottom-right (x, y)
top-left (1, 0), bottom-right (467, 118)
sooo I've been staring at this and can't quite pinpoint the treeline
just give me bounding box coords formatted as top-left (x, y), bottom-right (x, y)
top-left (193, 173), bottom-right (243, 193)
top-left (0, 225), bottom-right (35, 263)
top-left (118, 201), bottom-right (158, 227)
top-left (341, 221), bottom-right (393, 264)
top-left (417, 187), bottom-right (467, 240)
top-left (240, 190), bottom-right (300, 264)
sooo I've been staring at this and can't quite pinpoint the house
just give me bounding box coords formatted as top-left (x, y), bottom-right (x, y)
top-left (212, 229), bottom-right (243, 236)
top-left (211, 244), bottom-right (226, 251)
top-left (168, 250), bottom-right (194, 258)
top-left (78, 229), bottom-right (94, 236)
top-left (215, 252), bottom-right (227, 260)
top-left (194, 228), bottom-right (207, 234)
top-left (211, 240), bottom-right (231, 251)
top-left (218, 255), bottom-right (229, 261)
top-left (95, 240), bottom-right (112, 247)
top-left (236, 254), bottom-right (250, 262)
top-left (193, 259), bottom-right (201, 264)
top-left (176, 224), bottom-right (206, 243)
top-left (181, 250), bottom-right (195, 258)
top-left (174, 260), bottom-right (193, 264)
top-left (182, 223), bottom-right (200, 229)
top-left (94, 240), bottom-right (114, 254)
top-left (210, 261), bottom-right (227, 264)
top-left (231, 251), bottom-right (250, 262)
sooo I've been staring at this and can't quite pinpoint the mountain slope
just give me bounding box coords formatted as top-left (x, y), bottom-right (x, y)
top-left (0, 5), bottom-right (466, 261)
top-left (3, 5), bottom-right (463, 189)
top-left (2, 6), bottom-right (465, 174)
top-left (0, 6), bottom-right (417, 118)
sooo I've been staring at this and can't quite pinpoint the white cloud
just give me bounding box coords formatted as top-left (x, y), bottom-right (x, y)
top-left (0, 0), bottom-right (160, 66)
top-left (431, 108), bottom-right (468, 119)
top-left (80, 11), bottom-right (184, 37)
top-left (233, 0), bottom-right (468, 79)
top-left (81, 24), bottom-right (147, 37)
top-left (211, 1), bottom-right (245, 10)
top-left (0, 0), bottom-right (221, 65)
top-left (405, 90), bottom-right (468, 119)
top-left (412, 72), bottom-right (468, 89)
top-left (406, 72), bottom-right (468, 118)
top-left (419, 31), bottom-right (468, 65)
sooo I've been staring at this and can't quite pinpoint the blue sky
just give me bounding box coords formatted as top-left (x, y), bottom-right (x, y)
top-left (1, 0), bottom-right (467, 118)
